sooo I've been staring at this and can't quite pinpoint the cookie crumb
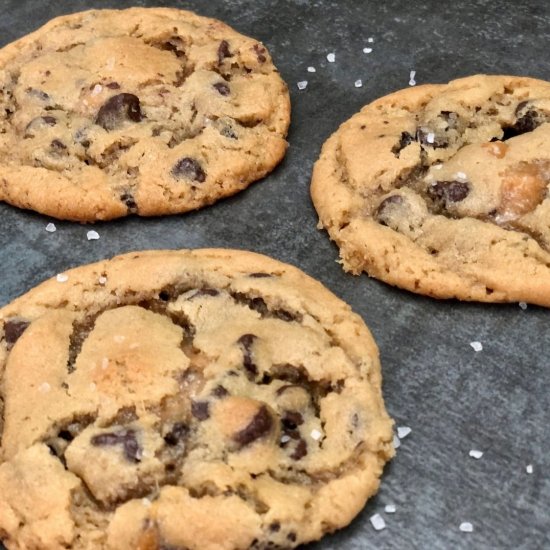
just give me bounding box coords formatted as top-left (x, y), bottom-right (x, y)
top-left (469, 449), bottom-right (483, 459)
top-left (526, 464), bottom-right (533, 474)
top-left (56, 273), bottom-right (69, 283)
top-left (307, 66), bottom-right (316, 73)
top-left (470, 341), bottom-right (483, 352)
top-left (408, 70), bottom-right (416, 86)
top-left (38, 382), bottom-right (51, 393)
top-left (367, 37), bottom-right (374, 43)
top-left (310, 429), bottom-right (323, 440)
top-left (327, 52), bottom-right (336, 63)
top-left (354, 79), bottom-right (363, 88)
top-left (87, 230), bottom-right (100, 240)
top-left (370, 513), bottom-right (386, 531)
top-left (297, 81), bottom-right (308, 90)
top-left (519, 302), bottom-right (528, 310)
top-left (397, 426), bottom-right (411, 439)
top-left (363, 47), bottom-right (373, 53)
top-left (45, 222), bottom-right (56, 233)
top-left (385, 504), bottom-right (396, 513)
top-left (459, 522), bottom-right (474, 533)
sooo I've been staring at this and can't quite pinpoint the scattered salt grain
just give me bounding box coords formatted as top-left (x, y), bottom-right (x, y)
top-left (297, 80), bottom-right (308, 91)
top-left (307, 66), bottom-right (316, 73)
top-left (470, 341), bottom-right (483, 352)
top-left (91, 84), bottom-right (103, 96)
top-left (327, 52), bottom-right (336, 63)
top-left (363, 47), bottom-right (373, 53)
top-left (469, 449), bottom-right (483, 459)
top-left (56, 273), bottom-right (69, 283)
top-left (408, 70), bottom-right (416, 86)
top-left (38, 382), bottom-right (51, 393)
top-left (370, 513), bottom-right (386, 531)
top-left (385, 504), bottom-right (396, 514)
top-left (367, 37), bottom-right (374, 43)
top-left (311, 429), bottom-right (323, 440)
top-left (397, 426), bottom-right (411, 439)
top-left (354, 79), bottom-right (363, 88)
top-left (114, 335), bottom-right (125, 343)
top-left (87, 230), bottom-right (100, 241)
top-left (526, 464), bottom-right (533, 474)
top-left (455, 171), bottom-right (468, 181)
top-left (101, 357), bottom-right (109, 370)
top-left (519, 302), bottom-right (528, 310)
top-left (459, 522), bottom-right (474, 533)
top-left (281, 435), bottom-right (291, 444)
top-left (45, 222), bottom-right (56, 233)
top-left (393, 434), bottom-right (401, 449)
top-left (98, 276), bottom-right (107, 285)
top-left (426, 132), bottom-right (435, 144)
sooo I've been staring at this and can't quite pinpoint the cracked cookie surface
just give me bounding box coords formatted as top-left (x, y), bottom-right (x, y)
top-left (0, 8), bottom-right (290, 221)
top-left (0, 249), bottom-right (393, 550)
top-left (311, 75), bottom-right (550, 306)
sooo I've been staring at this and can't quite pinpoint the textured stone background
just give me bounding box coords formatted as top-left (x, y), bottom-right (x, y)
top-left (0, 1), bottom-right (549, 549)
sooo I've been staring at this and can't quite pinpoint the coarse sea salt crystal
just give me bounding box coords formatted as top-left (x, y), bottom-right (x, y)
top-left (393, 434), bottom-right (401, 449)
top-left (56, 273), bottom-right (69, 283)
top-left (307, 66), bottom-right (316, 72)
top-left (397, 426), bottom-right (411, 439)
top-left (327, 52), bottom-right (336, 63)
top-left (526, 464), bottom-right (533, 474)
top-left (311, 429), bottom-right (323, 440)
top-left (519, 302), bottom-right (528, 310)
top-left (455, 171), bottom-right (467, 181)
top-left (355, 79), bottom-right (363, 88)
top-left (297, 81), bottom-right (308, 90)
top-left (281, 435), bottom-right (291, 444)
top-left (91, 84), bottom-right (103, 96)
top-left (409, 70), bottom-right (416, 86)
top-left (45, 222), bottom-right (56, 233)
top-left (470, 341), bottom-right (483, 352)
top-left (87, 230), bottom-right (100, 241)
top-left (367, 37), bottom-right (374, 43)
top-left (370, 513), bottom-right (386, 531)
top-left (469, 449), bottom-right (483, 459)
top-left (459, 522), bottom-right (474, 533)
top-left (385, 504), bottom-right (396, 513)
top-left (98, 276), bottom-right (107, 285)
top-left (363, 47), bottom-right (373, 53)
top-left (427, 132), bottom-right (435, 144)
top-left (38, 382), bottom-right (51, 393)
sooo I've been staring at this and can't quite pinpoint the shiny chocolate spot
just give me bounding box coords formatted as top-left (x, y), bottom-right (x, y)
top-left (213, 82), bottom-right (230, 96)
top-left (392, 131), bottom-right (415, 156)
top-left (191, 401), bottom-right (210, 421)
top-left (91, 429), bottom-right (141, 462)
top-left (171, 157), bottom-right (206, 183)
top-left (253, 43), bottom-right (267, 63)
top-left (238, 333), bottom-right (258, 376)
top-left (96, 93), bottom-right (143, 131)
top-left (269, 522), bottom-right (281, 532)
top-left (4, 319), bottom-right (30, 346)
top-left (234, 405), bottom-right (273, 446)
top-left (427, 180), bottom-right (470, 206)
top-left (217, 40), bottom-right (232, 64)
top-left (282, 411), bottom-right (304, 430)
top-left (290, 438), bottom-right (307, 460)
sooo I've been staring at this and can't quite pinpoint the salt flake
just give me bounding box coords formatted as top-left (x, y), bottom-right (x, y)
top-left (91, 84), bottom-right (103, 96)
top-left (459, 522), bottom-right (474, 533)
top-left (98, 276), bottom-right (107, 285)
top-left (526, 464), bottom-right (533, 474)
top-left (397, 426), bottom-right (411, 439)
top-left (409, 70), bottom-right (416, 86)
top-left (45, 222), bottom-right (56, 233)
top-left (56, 273), bottom-right (69, 283)
top-left (367, 37), bottom-right (374, 43)
top-left (455, 171), bottom-right (468, 181)
top-left (427, 132), bottom-right (435, 144)
top-left (297, 81), bottom-right (308, 91)
top-left (469, 449), bottom-right (483, 459)
top-left (370, 513), bottom-right (386, 531)
top-left (310, 429), bottom-right (323, 440)
top-left (385, 504), bottom-right (396, 513)
top-left (354, 79), bottom-right (363, 88)
top-left (326, 52), bottom-right (336, 63)
top-left (363, 47), bottom-right (373, 53)
top-left (87, 230), bottom-right (100, 241)
top-left (280, 435), bottom-right (291, 444)
top-left (470, 341), bottom-right (483, 352)
top-left (519, 302), bottom-right (528, 310)
top-left (393, 434), bottom-right (401, 449)
top-left (307, 66), bottom-right (316, 73)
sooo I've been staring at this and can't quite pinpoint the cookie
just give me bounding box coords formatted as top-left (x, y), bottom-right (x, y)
top-left (312, 75), bottom-right (550, 306)
top-left (0, 249), bottom-right (393, 550)
top-left (0, 8), bottom-right (290, 221)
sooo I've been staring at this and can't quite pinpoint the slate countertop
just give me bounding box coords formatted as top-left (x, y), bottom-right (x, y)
top-left (0, 1), bottom-right (549, 549)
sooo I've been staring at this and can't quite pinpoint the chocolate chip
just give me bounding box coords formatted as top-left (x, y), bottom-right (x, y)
top-left (26, 87), bottom-right (50, 101)
top-left (4, 319), bottom-right (30, 346)
top-left (106, 82), bottom-right (121, 89)
top-left (191, 401), bottom-right (210, 421)
top-left (164, 422), bottom-right (188, 446)
top-left (249, 272), bottom-right (272, 278)
top-left (270, 364), bottom-right (307, 384)
top-left (190, 288), bottom-right (219, 298)
top-left (274, 309), bottom-right (296, 322)
top-left (217, 40), bottom-right (232, 64)
top-left (392, 131), bottom-right (415, 156)
top-left (290, 438), bottom-right (307, 460)
top-left (237, 334), bottom-right (258, 376)
top-left (161, 36), bottom-right (186, 58)
top-left (91, 429), bottom-right (142, 463)
top-left (220, 124), bottom-right (238, 140)
top-left (281, 411), bottom-right (304, 430)
top-left (502, 106), bottom-right (545, 140)
top-left (233, 405), bottom-right (273, 446)
top-left (171, 157), bottom-right (206, 183)
top-left (120, 192), bottom-right (138, 212)
top-left (213, 82), bottom-right (230, 96)
top-left (275, 383), bottom-right (302, 396)
top-left (416, 127), bottom-right (448, 149)
top-left (96, 93), bottom-right (143, 131)
top-left (24, 115), bottom-right (57, 135)
top-left (375, 194), bottom-right (404, 225)
top-left (515, 100), bottom-right (529, 115)
top-left (269, 522), bottom-right (281, 532)
top-left (212, 385), bottom-right (229, 398)
top-left (50, 139), bottom-right (67, 150)
top-left (287, 532), bottom-right (297, 542)
top-left (253, 44), bottom-right (267, 63)
top-left (427, 180), bottom-right (470, 206)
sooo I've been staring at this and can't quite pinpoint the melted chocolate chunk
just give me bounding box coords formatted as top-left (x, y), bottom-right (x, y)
top-left (416, 127), bottom-right (448, 149)
top-left (290, 438), bottom-right (307, 460)
top-left (253, 44), bottom-right (267, 63)
top-left (375, 194), bottom-right (404, 225)
top-left (274, 309), bottom-right (297, 322)
top-left (213, 82), bottom-right (230, 96)
top-left (96, 93), bottom-right (143, 131)
top-left (50, 139), bottom-right (67, 151)
top-left (106, 82), bottom-right (121, 89)
top-left (287, 532), bottom-right (297, 542)
top-left (281, 411), bottom-right (304, 430)
top-left (427, 180), bottom-right (470, 206)
top-left (164, 422), bottom-right (188, 446)
top-left (270, 364), bottom-right (307, 384)
top-left (161, 36), bottom-right (186, 58)
top-left (171, 157), bottom-right (206, 183)
top-left (502, 103), bottom-right (546, 140)
top-left (191, 401), bottom-right (210, 421)
top-left (190, 288), bottom-right (219, 298)
top-left (269, 522), bottom-right (281, 532)
top-left (212, 385), bottom-right (229, 398)
top-left (217, 40), bottom-right (232, 64)
top-left (91, 429), bottom-right (141, 463)
top-left (4, 319), bottom-right (30, 346)
top-left (248, 272), bottom-right (272, 278)
top-left (234, 405), bottom-right (273, 446)
top-left (120, 192), bottom-right (138, 213)
top-left (237, 333), bottom-right (258, 376)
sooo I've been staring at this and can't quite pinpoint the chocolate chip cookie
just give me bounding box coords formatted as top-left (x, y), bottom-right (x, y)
top-left (0, 8), bottom-right (290, 221)
top-left (0, 250), bottom-right (393, 549)
top-left (312, 75), bottom-right (550, 306)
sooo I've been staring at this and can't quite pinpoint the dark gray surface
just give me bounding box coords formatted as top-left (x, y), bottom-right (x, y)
top-left (0, 1), bottom-right (549, 548)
